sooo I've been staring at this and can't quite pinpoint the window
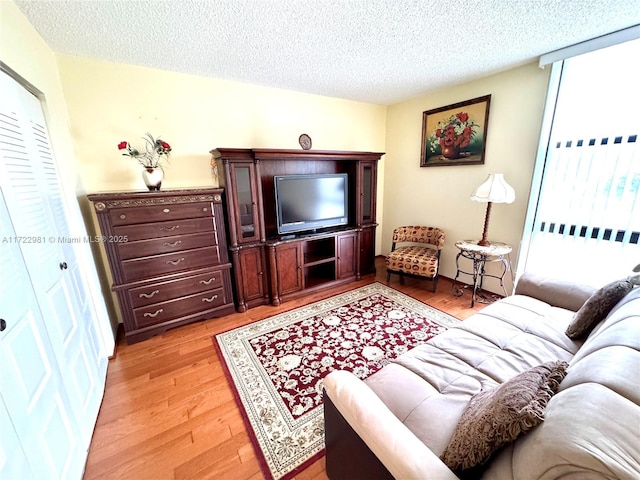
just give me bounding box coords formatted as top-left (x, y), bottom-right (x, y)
top-left (519, 37), bottom-right (640, 286)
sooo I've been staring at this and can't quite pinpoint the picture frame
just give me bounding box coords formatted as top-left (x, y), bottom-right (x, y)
top-left (420, 94), bottom-right (491, 167)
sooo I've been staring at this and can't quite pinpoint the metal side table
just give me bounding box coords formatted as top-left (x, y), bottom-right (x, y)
top-left (452, 240), bottom-right (513, 307)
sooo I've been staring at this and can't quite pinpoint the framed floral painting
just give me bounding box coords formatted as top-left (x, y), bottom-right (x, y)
top-left (420, 95), bottom-right (491, 167)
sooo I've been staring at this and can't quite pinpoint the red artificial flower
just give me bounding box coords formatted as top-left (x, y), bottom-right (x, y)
top-left (161, 141), bottom-right (171, 149)
top-left (456, 112), bottom-right (469, 123)
top-left (118, 141), bottom-right (128, 150)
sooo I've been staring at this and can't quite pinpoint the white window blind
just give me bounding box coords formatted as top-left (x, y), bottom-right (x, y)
top-left (521, 38), bottom-right (640, 286)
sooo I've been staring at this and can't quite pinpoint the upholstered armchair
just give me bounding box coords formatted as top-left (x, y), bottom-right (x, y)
top-left (385, 226), bottom-right (445, 292)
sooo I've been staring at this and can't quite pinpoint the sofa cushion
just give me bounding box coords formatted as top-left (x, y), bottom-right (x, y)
top-left (565, 279), bottom-right (633, 339)
top-left (440, 360), bottom-right (568, 472)
top-left (514, 271), bottom-right (595, 311)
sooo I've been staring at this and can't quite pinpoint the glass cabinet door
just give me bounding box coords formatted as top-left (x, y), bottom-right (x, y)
top-left (231, 162), bottom-right (261, 244)
top-left (360, 161), bottom-right (377, 225)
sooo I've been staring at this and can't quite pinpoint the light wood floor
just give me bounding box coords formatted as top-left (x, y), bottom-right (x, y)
top-left (83, 258), bottom-right (486, 480)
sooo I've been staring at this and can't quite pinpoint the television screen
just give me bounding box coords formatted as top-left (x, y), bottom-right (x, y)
top-left (275, 174), bottom-right (348, 235)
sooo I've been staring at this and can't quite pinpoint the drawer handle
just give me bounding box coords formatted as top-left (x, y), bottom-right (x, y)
top-left (163, 208), bottom-right (171, 213)
top-left (167, 257), bottom-right (185, 266)
top-left (202, 295), bottom-right (218, 303)
top-left (139, 289), bottom-right (160, 299)
top-left (119, 214), bottom-right (126, 219)
top-left (163, 240), bottom-right (182, 247)
top-left (160, 225), bottom-right (180, 231)
top-left (143, 309), bottom-right (163, 318)
top-left (199, 277), bottom-right (216, 285)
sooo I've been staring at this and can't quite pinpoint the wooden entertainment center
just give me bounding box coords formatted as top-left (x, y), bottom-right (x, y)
top-left (212, 148), bottom-right (383, 312)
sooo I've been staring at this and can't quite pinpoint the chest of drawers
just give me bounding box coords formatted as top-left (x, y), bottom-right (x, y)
top-left (88, 189), bottom-right (235, 343)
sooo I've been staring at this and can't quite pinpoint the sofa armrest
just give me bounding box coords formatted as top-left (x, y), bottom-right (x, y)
top-left (324, 370), bottom-right (458, 480)
top-left (515, 272), bottom-right (596, 312)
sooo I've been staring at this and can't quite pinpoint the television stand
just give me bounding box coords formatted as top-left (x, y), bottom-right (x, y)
top-left (267, 228), bottom-right (358, 306)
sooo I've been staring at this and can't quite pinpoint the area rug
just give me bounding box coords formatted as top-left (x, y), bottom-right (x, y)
top-left (214, 282), bottom-right (460, 480)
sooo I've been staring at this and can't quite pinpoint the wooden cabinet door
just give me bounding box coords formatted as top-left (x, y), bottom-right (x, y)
top-left (359, 226), bottom-right (376, 275)
top-left (238, 247), bottom-right (267, 303)
top-left (337, 232), bottom-right (357, 279)
top-left (275, 242), bottom-right (303, 296)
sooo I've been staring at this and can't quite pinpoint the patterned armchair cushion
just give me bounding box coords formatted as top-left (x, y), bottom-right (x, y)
top-left (392, 226), bottom-right (445, 249)
top-left (386, 246), bottom-right (440, 278)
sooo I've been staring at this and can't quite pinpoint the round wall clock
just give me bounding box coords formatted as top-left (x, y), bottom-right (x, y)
top-left (298, 134), bottom-right (312, 150)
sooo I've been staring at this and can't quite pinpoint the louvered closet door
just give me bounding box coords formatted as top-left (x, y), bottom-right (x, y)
top-left (0, 189), bottom-right (84, 480)
top-left (15, 77), bottom-right (107, 443)
top-left (0, 70), bottom-right (107, 473)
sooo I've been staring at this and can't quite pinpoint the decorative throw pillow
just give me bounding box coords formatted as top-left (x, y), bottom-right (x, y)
top-left (440, 360), bottom-right (569, 472)
top-left (565, 279), bottom-right (633, 339)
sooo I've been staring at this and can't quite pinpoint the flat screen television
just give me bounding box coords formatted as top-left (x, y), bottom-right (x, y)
top-left (274, 173), bottom-right (349, 235)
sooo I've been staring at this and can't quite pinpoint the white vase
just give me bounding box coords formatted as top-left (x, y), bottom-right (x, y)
top-left (142, 167), bottom-right (164, 191)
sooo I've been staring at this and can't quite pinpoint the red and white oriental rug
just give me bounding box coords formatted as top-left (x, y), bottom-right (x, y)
top-left (214, 282), bottom-right (459, 480)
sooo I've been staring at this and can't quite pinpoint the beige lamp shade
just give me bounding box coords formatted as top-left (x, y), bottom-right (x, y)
top-left (471, 174), bottom-right (515, 246)
top-left (471, 173), bottom-right (515, 204)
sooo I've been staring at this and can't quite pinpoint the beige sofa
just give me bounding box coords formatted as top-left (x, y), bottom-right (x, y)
top-left (323, 272), bottom-right (640, 479)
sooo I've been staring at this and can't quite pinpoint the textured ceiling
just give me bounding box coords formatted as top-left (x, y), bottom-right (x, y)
top-left (14, 0), bottom-right (640, 105)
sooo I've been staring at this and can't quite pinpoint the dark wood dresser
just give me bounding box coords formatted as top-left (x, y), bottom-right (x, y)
top-left (88, 188), bottom-right (235, 343)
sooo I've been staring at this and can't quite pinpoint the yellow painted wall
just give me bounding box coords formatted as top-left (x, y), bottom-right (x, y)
top-left (384, 63), bottom-right (551, 293)
top-left (0, 1), bottom-right (115, 351)
top-left (55, 54), bottom-right (386, 192)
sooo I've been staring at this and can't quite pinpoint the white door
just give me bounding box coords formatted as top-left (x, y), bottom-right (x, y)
top-left (0, 189), bottom-right (84, 479)
top-left (0, 69), bottom-right (108, 476)
top-left (0, 395), bottom-right (34, 480)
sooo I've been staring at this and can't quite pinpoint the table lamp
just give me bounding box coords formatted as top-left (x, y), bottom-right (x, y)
top-left (471, 173), bottom-right (515, 246)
